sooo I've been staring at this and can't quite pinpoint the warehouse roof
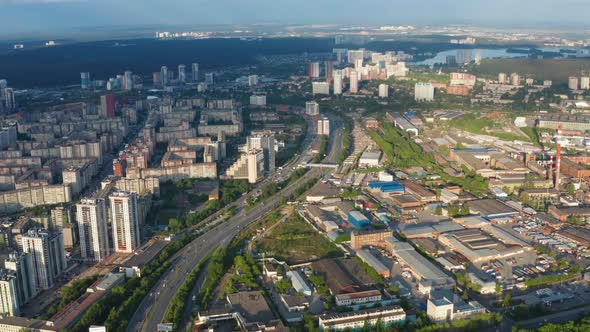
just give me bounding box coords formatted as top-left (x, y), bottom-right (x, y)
top-left (467, 199), bottom-right (518, 218)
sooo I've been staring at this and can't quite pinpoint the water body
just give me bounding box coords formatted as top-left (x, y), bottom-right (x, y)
top-left (412, 48), bottom-right (530, 66)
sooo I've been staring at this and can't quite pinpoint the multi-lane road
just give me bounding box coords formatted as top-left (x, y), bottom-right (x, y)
top-left (128, 114), bottom-right (342, 331)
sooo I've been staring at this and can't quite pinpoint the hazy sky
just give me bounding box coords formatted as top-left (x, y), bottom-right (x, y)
top-left (1, 0), bottom-right (590, 37)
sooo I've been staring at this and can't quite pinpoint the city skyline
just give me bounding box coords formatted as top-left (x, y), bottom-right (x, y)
top-left (2, 0), bottom-right (590, 38)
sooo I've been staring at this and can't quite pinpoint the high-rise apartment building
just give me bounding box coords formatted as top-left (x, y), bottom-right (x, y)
top-left (511, 73), bottom-right (521, 86)
top-left (317, 117), bottom-right (330, 136)
top-left (378, 84), bottom-right (389, 98)
top-left (123, 71), bottom-right (133, 90)
top-left (109, 192), bottom-right (140, 254)
top-left (178, 64), bottom-right (186, 83)
top-left (21, 229), bottom-right (66, 291)
top-left (309, 62), bottom-right (320, 78)
top-left (333, 70), bottom-right (343, 95)
top-left (569, 76), bottom-right (579, 90)
top-left (414, 82), bottom-right (435, 102)
top-left (205, 73), bottom-right (215, 86)
top-left (248, 75), bottom-right (259, 86)
top-left (325, 61), bottom-right (334, 82)
top-left (77, 198), bottom-right (109, 262)
top-left (246, 133), bottom-right (276, 172)
top-left (0, 270), bottom-right (20, 316)
top-left (3, 88), bottom-right (15, 111)
top-left (305, 101), bottom-right (320, 116)
top-left (192, 63), bottom-right (199, 81)
top-left (100, 94), bottom-right (115, 118)
top-left (80, 72), bottom-right (91, 89)
top-left (160, 66), bottom-right (169, 86)
top-left (312, 82), bottom-right (330, 95)
top-left (581, 76), bottom-right (590, 90)
top-left (4, 252), bottom-right (36, 310)
top-left (349, 70), bottom-right (359, 94)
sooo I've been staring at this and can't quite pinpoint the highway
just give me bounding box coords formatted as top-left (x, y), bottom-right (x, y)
top-left (127, 113), bottom-right (342, 331)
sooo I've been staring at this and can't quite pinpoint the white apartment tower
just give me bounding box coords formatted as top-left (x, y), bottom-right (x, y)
top-left (569, 76), bottom-right (579, 90)
top-left (247, 133), bottom-right (276, 172)
top-left (0, 271), bottom-right (20, 316)
top-left (415, 82), bottom-right (435, 102)
top-left (4, 252), bottom-right (37, 307)
top-left (317, 117), bottom-right (330, 136)
top-left (21, 229), bottom-right (66, 291)
top-left (333, 70), bottom-right (343, 95)
top-left (378, 84), bottom-right (389, 98)
top-left (77, 198), bottom-right (109, 262)
top-left (248, 75), bottom-right (259, 86)
top-left (349, 70), bottom-right (359, 94)
top-left (305, 101), bottom-right (320, 116)
top-left (109, 192), bottom-right (140, 253)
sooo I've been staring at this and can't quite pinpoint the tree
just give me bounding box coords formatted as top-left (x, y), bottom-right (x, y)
top-left (567, 183), bottom-right (576, 196)
top-left (462, 290), bottom-right (469, 301)
top-left (502, 293), bottom-right (512, 308)
top-left (495, 283), bottom-right (502, 294)
top-left (434, 206), bottom-right (443, 216)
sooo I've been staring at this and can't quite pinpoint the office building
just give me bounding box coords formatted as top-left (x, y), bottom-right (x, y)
top-left (325, 61), bottom-right (334, 81)
top-left (415, 82), bottom-right (435, 101)
top-left (80, 72), bottom-right (91, 89)
top-left (349, 70), bottom-right (358, 94)
top-left (569, 76), bottom-right (579, 90)
top-left (205, 73), bottom-right (215, 86)
top-left (192, 63), bottom-right (199, 81)
top-left (100, 94), bottom-right (115, 118)
top-left (21, 229), bottom-right (66, 290)
top-left (305, 101), bottom-right (320, 116)
top-left (312, 82), bottom-right (330, 95)
top-left (178, 64), bottom-right (186, 83)
top-left (160, 66), bottom-right (169, 86)
top-left (581, 77), bottom-right (590, 90)
top-left (246, 133), bottom-right (276, 172)
top-left (317, 117), bottom-right (330, 136)
top-left (333, 70), bottom-right (343, 95)
top-left (3, 88), bottom-right (15, 111)
top-left (378, 84), bottom-right (389, 97)
top-left (76, 198), bottom-right (109, 262)
top-left (4, 252), bottom-right (37, 307)
top-left (248, 75), bottom-right (258, 86)
top-left (109, 192), bottom-right (140, 254)
top-left (309, 62), bottom-right (320, 78)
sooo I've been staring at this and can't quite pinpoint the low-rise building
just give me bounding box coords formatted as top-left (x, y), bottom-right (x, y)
top-left (319, 306), bottom-right (406, 331)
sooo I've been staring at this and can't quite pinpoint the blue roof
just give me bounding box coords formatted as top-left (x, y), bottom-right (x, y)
top-left (368, 181), bottom-right (403, 189)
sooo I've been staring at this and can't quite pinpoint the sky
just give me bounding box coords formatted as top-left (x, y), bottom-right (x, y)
top-left (1, 0), bottom-right (590, 38)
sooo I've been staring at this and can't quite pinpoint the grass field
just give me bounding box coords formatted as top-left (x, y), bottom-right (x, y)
top-left (471, 58), bottom-right (590, 83)
top-left (449, 113), bottom-right (530, 142)
top-left (256, 213), bottom-right (342, 264)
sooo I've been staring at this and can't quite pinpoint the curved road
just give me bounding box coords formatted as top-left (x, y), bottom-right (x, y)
top-left (127, 114), bottom-right (342, 331)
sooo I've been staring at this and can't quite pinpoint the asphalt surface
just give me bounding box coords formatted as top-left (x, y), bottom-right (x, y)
top-left (127, 114), bottom-right (341, 331)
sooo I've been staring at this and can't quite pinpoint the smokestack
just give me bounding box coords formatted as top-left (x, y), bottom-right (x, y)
top-left (555, 144), bottom-right (561, 189)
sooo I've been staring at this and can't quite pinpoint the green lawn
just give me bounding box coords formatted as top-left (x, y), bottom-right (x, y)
top-left (256, 213), bottom-right (342, 264)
